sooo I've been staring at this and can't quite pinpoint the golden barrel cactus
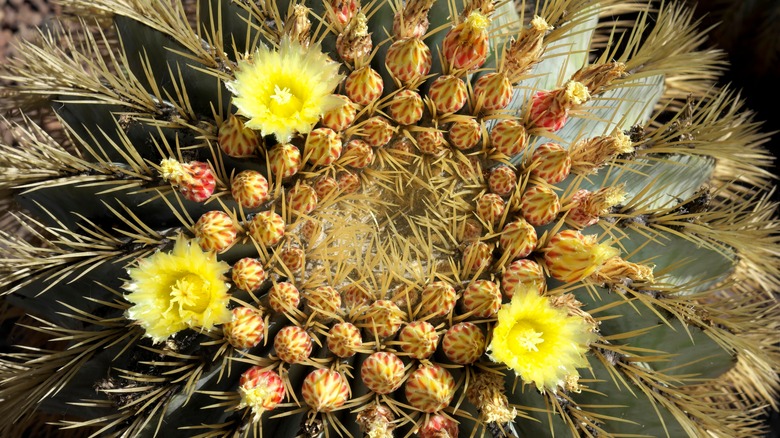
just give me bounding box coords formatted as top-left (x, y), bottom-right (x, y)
top-left (0, 0), bottom-right (778, 436)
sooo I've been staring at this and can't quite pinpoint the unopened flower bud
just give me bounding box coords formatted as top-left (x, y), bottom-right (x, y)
top-left (405, 365), bottom-right (455, 413)
top-left (520, 185), bottom-right (561, 226)
top-left (399, 320), bottom-right (439, 359)
top-left (499, 218), bottom-right (537, 260)
top-left (274, 325), bottom-right (312, 364)
top-left (302, 369), bottom-right (350, 412)
top-left (389, 89), bottom-right (424, 125)
top-left (278, 247), bottom-right (305, 273)
top-left (543, 230), bottom-right (619, 283)
top-left (328, 322), bottom-right (362, 358)
top-left (305, 127), bottom-right (342, 166)
top-left (462, 240), bottom-right (492, 274)
top-left (268, 143), bottom-right (301, 179)
top-left (268, 282), bottom-right (300, 313)
top-left (502, 259), bottom-right (546, 297)
top-left (194, 211), bottom-right (238, 252)
top-left (342, 139), bottom-right (374, 168)
top-left (288, 183), bottom-right (319, 215)
top-left (160, 159), bottom-right (216, 203)
top-left (321, 95), bottom-right (357, 131)
top-left (361, 352), bottom-right (405, 394)
top-left (429, 75), bottom-right (468, 114)
top-left (232, 258), bottom-right (267, 292)
top-left (462, 279), bottom-right (501, 318)
top-left (449, 117), bottom-right (482, 150)
top-left (362, 116), bottom-right (396, 147)
top-left (231, 170), bottom-right (270, 209)
top-left (419, 281), bottom-right (457, 318)
top-left (529, 142), bottom-right (571, 184)
top-left (248, 211), bottom-right (285, 247)
top-left (475, 193), bottom-right (506, 226)
top-left (528, 80), bottom-right (590, 131)
top-left (385, 38), bottom-right (432, 84)
top-left (218, 114), bottom-right (260, 157)
top-left (488, 165), bottom-right (517, 197)
top-left (416, 129), bottom-right (446, 156)
top-left (443, 11), bottom-right (490, 70)
top-left (442, 322), bottom-right (485, 364)
top-left (346, 66), bottom-right (384, 106)
top-left (223, 307), bottom-right (264, 349)
top-left (474, 72), bottom-right (513, 111)
top-left (238, 367), bottom-right (285, 422)
top-left (490, 118), bottom-right (528, 156)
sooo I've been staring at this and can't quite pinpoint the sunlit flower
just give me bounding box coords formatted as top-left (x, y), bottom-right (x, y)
top-left (487, 287), bottom-right (596, 392)
top-left (124, 237), bottom-right (232, 343)
top-left (228, 37), bottom-right (344, 142)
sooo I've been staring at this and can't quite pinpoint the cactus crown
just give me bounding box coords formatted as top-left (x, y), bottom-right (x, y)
top-left (0, 0), bottom-right (778, 437)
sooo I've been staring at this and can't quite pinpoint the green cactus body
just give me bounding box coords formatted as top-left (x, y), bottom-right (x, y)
top-left (0, 0), bottom-right (778, 437)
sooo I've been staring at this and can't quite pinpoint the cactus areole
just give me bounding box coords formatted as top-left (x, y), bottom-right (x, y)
top-left (0, 0), bottom-right (778, 437)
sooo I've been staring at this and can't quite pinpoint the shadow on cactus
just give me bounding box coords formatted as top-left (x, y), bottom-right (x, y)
top-left (0, 0), bottom-right (778, 436)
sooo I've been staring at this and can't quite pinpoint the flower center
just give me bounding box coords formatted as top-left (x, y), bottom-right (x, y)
top-left (169, 273), bottom-right (211, 313)
top-left (508, 321), bottom-right (544, 353)
top-left (269, 85), bottom-right (302, 117)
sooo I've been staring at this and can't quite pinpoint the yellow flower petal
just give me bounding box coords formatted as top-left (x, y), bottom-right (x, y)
top-left (228, 37), bottom-right (344, 142)
top-left (124, 236), bottom-right (232, 343)
top-left (487, 287), bottom-right (596, 392)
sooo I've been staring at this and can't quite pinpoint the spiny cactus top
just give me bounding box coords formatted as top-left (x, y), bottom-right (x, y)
top-left (0, 0), bottom-right (778, 437)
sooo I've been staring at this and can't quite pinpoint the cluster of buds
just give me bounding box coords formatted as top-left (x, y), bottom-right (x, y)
top-left (206, 0), bottom-right (651, 432)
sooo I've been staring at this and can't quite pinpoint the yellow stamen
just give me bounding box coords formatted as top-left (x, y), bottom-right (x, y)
top-left (466, 11), bottom-right (490, 30)
top-left (564, 80), bottom-right (590, 105)
top-left (159, 158), bottom-right (191, 184)
top-left (510, 322), bottom-right (544, 352)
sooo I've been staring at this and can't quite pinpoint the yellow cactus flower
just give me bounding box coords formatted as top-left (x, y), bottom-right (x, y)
top-left (488, 288), bottom-right (596, 392)
top-left (228, 37), bottom-right (344, 142)
top-left (124, 237), bottom-right (232, 343)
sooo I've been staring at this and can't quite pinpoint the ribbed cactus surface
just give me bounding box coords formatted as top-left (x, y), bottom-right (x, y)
top-left (0, 0), bottom-right (778, 437)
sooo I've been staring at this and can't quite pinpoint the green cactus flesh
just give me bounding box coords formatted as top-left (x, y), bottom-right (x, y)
top-left (0, 0), bottom-right (778, 437)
